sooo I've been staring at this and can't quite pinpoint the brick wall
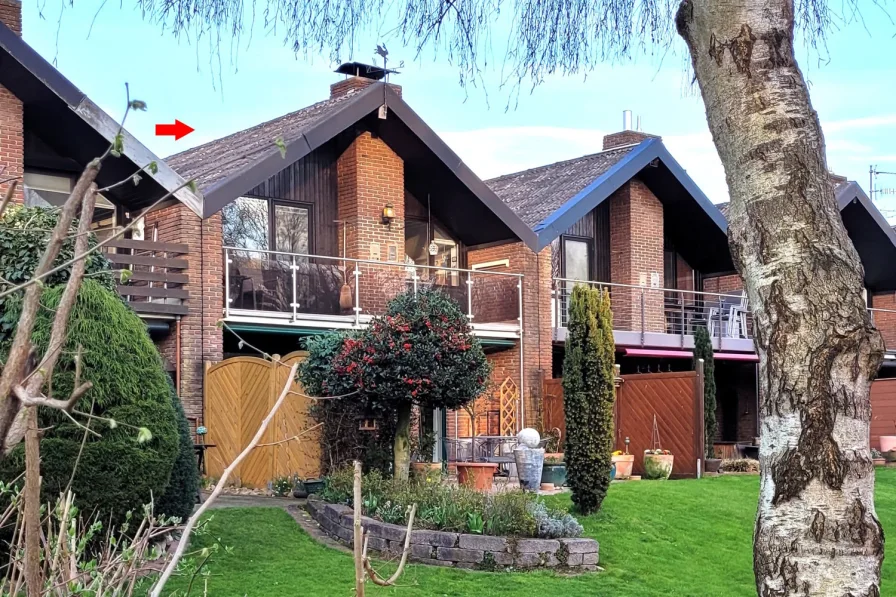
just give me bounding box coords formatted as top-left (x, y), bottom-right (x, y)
top-left (145, 204), bottom-right (223, 419)
top-left (871, 292), bottom-right (896, 351)
top-left (608, 180), bottom-right (664, 332)
top-left (0, 0), bottom-right (23, 204)
top-left (702, 274), bottom-right (744, 294)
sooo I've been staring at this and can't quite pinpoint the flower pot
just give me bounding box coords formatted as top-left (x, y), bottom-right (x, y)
top-left (704, 458), bottom-right (723, 474)
top-left (411, 462), bottom-right (442, 483)
top-left (541, 463), bottom-right (567, 487)
top-left (881, 436), bottom-right (896, 453)
top-left (643, 454), bottom-right (674, 480)
top-left (456, 463), bottom-right (498, 491)
top-left (612, 454), bottom-right (635, 480)
top-left (884, 450), bottom-right (896, 464)
top-left (544, 452), bottom-right (565, 461)
top-left (873, 458), bottom-right (886, 467)
top-left (292, 482), bottom-right (308, 499)
top-left (514, 446), bottom-right (545, 491)
top-left (303, 478), bottom-right (326, 495)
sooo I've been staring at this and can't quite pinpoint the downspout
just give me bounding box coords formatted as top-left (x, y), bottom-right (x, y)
top-left (518, 271), bottom-right (525, 433)
top-left (175, 317), bottom-right (182, 396)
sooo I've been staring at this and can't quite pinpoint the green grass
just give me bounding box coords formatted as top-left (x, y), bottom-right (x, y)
top-left (160, 468), bottom-right (896, 596)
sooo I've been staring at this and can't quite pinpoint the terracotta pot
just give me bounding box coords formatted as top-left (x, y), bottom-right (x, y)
top-left (881, 436), bottom-right (896, 453)
top-left (643, 454), bottom-right (674, 480)
top-left (544, 452), bottom-right (565, 461)
top-left (704, 458), bottom-right (723, 474)
top-left (456, 463), bottom-right (498, 491)
top-left (873, 458), bottom-right (886, 467)
top-left (612, 454), bottom-right (635, 479)
top-left (411, 462), bottom-right (442, 483)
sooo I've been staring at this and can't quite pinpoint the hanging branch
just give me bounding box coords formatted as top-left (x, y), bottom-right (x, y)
top-left (361, 503), bottom-right (417, 587)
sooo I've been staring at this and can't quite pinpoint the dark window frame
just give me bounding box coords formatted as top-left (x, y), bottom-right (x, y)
top-left (560, 234), bottom-right (594, 281)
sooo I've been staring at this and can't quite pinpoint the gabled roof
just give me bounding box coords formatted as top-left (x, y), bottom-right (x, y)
top-left (167, 83), bottom-right (538, 248)
top-left (487, 137), bottom-right (732, 273)
top-left (0, 22), bottom-right (203, 216)
top-left (835, 181), bottom-right (896, 291)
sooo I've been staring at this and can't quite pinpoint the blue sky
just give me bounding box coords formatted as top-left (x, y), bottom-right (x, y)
top-left (22, 1), bottom-right (896, 215)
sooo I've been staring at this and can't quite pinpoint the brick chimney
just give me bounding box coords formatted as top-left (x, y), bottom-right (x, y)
top-left (828, 171), bottom-right (848, 187)
top-left (0, 0), bottom-right (23, 204)
top-left (603, 110), bottom-right (659, 150)
top-left (329, 62), bottom-right (402, 99)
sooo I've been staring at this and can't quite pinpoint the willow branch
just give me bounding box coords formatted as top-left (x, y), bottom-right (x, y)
top-left (254, 422), bottom-right (322, 447)
top-left (362, 503), bottom-right (417, 586)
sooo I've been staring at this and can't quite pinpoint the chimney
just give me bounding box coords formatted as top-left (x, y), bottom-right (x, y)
top-left (330, 61), bottom-right (402, 99)
top-left (828, 171), bottom-right (848, 188)
top-left (603, 110), bottom-right (660, 150)
top-left (0, 0), bottom-right (22, 35)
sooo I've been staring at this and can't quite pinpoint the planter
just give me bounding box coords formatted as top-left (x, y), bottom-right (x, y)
top-left (411, 462), bottom-right (442, 483)
top-left (292, 482), bottom-right (309, 499)
top-left (544, 452), bottom-right (565, 461)
top-left (612, 454), bottom-right (635, 480)
top-left (884, 450), bottom-right (896, 464)
top-left (643, 454), bottom-right (674, 480)
top-left (610, 462), bottom-right (616, 481)
top-left (456, 463), bottom-right (498, 491)
top-left (704, 458), bottom-right (723, 474)
top-left (873, 458), bottom-right (886, 467)
top-left (541, 463), bottom-right (567, 487)
top-left (882, 436), bottom-right (896, 453)
top-left (303, 478), bottom-right (326, 495)
top-left (514, 446), bottom-right (545, 491)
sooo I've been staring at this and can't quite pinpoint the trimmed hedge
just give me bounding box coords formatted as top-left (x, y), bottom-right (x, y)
top-left (0, 280), bottom-right (179, 524)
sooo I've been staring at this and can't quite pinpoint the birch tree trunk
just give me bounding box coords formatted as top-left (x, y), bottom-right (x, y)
top-left (676, 1), bottom-right (885, 595)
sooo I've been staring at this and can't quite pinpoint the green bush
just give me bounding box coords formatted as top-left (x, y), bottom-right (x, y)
top-left (693, 326), bottom-right (717, 459)
top-left (562, 285), bottom-right (616, 515)
top-left (155, 382), bottom-right (200, 522)
top-left (0, 281), bottom-right (179, 525)
top-left (0, 205), bottom-right (114, 342)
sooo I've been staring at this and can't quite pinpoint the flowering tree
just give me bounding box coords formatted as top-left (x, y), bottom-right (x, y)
top-left (330, 289), bottom-right (490, 480)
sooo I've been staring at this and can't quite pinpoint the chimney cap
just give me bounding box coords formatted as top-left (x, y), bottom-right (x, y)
top-left (334, 61), bottom-right (398, 81)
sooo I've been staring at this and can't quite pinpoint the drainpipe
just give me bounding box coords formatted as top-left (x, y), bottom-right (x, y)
top-left (518, 274), bottom-right (525, 433)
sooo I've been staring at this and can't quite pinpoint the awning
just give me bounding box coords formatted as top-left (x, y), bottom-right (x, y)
top-left (621, 348), bottom-right (759, 362)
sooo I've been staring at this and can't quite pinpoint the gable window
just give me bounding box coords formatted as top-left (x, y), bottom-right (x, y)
top-left (222, 196), bottom-right (269, 251)
top-left (562, 237), bottom-right (591, 281)
top-left (273, 203), bottom-right (310, 254)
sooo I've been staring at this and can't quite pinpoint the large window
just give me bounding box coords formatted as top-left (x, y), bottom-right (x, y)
top-left (273, 203), bottom-right (310, 254)
top-left (222, 196), bottom-right (270, 251)
top-left (562, 237), bottom-right (591, 281)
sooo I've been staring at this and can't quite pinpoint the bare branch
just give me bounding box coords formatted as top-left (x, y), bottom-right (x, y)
top-left (362, 503), bottom-right (417, 586)
top-left (0, 180), bottom-right (17, 220)
top-left (254, 422), bottom-right (322, 447)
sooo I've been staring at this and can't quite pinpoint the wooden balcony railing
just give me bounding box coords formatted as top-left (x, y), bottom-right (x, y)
top-left (104, 238), bottom-right (190, 316)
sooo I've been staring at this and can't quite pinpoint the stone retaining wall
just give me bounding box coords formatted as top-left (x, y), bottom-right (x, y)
top-left (306, 498), bottom-right (599, 571)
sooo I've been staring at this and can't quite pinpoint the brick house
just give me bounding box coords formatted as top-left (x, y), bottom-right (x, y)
top-left (0, 2), bottom-right (202, 374)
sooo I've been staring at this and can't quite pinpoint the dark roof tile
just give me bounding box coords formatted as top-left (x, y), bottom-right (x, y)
top-left (485, 145), bottom-right (637, 228)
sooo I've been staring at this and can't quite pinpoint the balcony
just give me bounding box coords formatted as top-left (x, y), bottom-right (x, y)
top-left (104, 238), bottom-right (190, 317)
top-left (223, 247), bottom-right (523, 339)
top-left (551, 278), bottom-right (756, 353)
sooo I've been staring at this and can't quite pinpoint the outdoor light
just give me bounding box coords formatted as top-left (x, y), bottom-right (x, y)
top-left (624, 436), bottom-right (630, 454)
top-left (381, 203), bottom-right (395, 225)
top-left (428, 240), bottom-right (439, 256)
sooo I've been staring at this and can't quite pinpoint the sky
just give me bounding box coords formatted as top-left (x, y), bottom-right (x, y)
top-left (20, 1), bottom-right (896, 217)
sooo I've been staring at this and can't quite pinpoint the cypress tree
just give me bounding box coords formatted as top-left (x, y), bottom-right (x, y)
top-left (563, 284), bottom-right (616, 514)
top-left (693, 325), bottom-right (717, 459)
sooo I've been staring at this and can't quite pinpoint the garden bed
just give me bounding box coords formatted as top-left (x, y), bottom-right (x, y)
top-left (306, 498), bottom-right (599, 571)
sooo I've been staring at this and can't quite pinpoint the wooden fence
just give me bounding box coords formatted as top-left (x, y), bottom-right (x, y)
top-left (204, 351), bottom-right (321, 487)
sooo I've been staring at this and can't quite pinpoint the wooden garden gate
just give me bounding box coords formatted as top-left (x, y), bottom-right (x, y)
top-left (204, 351), bottom-right (321, 487)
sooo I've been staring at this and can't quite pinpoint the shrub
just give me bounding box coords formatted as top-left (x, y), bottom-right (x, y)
top-left (563, 285), bottom-right (616, 514)
top-left (693, 326), bottom-right (718, 459)
top-left (0, 205), bottom-right (114, 342)
top-left (531, 501), bottom-right (584, 539)
top-left (155, 382), bottom-right (200, 522)
top-left (0, 281), bottom-right (179, 525)
top-left (721, 458), bottom-right (759, 473)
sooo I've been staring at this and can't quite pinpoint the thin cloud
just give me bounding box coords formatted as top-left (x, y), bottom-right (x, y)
top-left (825, 115), bottom-right (896, 133)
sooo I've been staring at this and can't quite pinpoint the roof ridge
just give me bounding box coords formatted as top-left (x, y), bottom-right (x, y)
top-left (485, 143), bottom-right (642, 183)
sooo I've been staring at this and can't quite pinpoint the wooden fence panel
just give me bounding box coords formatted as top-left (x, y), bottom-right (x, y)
top-left (871, 378), bottom-right (896, 450)
top-left (204, 352), bottom-right (321, 487)
top-left (617, 371), bottom-right (700, 478)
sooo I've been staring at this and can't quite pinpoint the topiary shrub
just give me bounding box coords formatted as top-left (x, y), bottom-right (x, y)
top-left (0, 280), bottom-right (179, 525)
top-left (562, 284), bottom-right (615, 515)
top-left (693, 325), bottom-right (718, 460)
top-left (155, 381), bottom-right (200, 521)
top-left (0, 205), bottom-right (114, 342)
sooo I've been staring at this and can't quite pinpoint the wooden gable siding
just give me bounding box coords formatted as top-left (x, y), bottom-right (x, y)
top-left (248, 144), bottom-right (339, 257)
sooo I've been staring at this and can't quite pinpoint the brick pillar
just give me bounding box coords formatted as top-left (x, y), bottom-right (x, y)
top-left (609, 180), bottom-right (665, 333)
top-left (0, 0), bottom-right (23, 204)
top-left (337, 131), bottom-right (406, 315)
top-left (144, 204), bottom-right (223, 419)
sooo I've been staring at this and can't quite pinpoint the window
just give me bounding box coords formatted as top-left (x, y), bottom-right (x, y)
top-left (23, 171), bottom-right (74, 208)
top-left (273, 203), bottom-right (310, 254)
top-left (222, 197), bottom-right (270, 251)
top-left (563, 238), bottom-right (591, 281)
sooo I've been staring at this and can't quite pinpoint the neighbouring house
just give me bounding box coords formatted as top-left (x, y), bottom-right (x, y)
top-left (0, 2), bottom-right (203, 380)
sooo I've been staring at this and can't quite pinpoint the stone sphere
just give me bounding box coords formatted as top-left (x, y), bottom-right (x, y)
top-left (517, 428), bottom-right (541, 449)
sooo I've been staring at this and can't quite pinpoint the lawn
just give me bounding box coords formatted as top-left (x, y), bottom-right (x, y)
top-left (160, 468), bottom-right (896, 596)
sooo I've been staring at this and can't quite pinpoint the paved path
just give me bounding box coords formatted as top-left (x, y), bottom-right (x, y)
top-left (197, 492), bottom-right (305, 510)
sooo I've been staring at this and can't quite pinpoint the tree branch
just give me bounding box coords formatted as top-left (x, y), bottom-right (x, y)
top-left (254, 422), bottom-right (322, 447)
top-left (0, 180), bottom-right (17, 220)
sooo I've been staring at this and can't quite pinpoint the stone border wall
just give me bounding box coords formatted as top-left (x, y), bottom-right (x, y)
top-left (306, 498), bottom-right (599, 571)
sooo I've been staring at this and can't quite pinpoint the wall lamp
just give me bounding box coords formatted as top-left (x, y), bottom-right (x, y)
top-left (381, 203), bottom-right (396, 225)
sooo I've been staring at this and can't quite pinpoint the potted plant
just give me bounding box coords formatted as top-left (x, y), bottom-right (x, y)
top-left (611, 449), bottom-right (635, 480)
top-left (541, 454), bottom-right (567, 486)
top-left (543, 427), bottom-right (564, 462)
top-left (704, 447), bottom-right (723, 474)
top-left (872, 449), bottom-right (886, 467)
top-left (643, 449), bottom-right (675, 480)
top-left (410, 430), bottom-right (441, 482)
top-left (881, 423), bottom-right (896, 454)
top-left (456, 462), bottom-right (499, 491)
top-left (884, 449), bottom-right (896, 464)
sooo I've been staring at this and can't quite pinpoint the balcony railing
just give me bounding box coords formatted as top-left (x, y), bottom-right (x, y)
top-left (552, 277), bottom-right (753, 348)
top-left (223, 247), bottom-right (523, 336)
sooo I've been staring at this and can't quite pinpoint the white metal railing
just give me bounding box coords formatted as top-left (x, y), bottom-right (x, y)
top-left (223, 247), bottom-right (523, 332)
top-left (552, 277), bottom-right (753, 344)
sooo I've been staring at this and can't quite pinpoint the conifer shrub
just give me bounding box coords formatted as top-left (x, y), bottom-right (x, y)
top-left (155, 381), bottom-right (200, 521)
top-left (562, 284), bottom-right (615, 514)
top-left (693, 325), bottom-right (718, 459)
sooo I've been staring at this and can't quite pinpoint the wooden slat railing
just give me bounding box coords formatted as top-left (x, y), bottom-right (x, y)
top-left (104, 238), bottom-right (190, 316)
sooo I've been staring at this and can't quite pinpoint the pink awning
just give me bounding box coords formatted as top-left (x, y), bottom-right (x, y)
top-left (621, 348), bottom-right (759, 362)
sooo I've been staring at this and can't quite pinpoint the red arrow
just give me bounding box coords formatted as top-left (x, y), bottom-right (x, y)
top-left (155, 119), bottom-right (194, 141)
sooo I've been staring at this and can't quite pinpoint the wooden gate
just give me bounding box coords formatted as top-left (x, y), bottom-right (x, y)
top-left (543, 379), bottom-right (565, 446)
top-left (204, 351), bottom-right (321, 487)
top-left (616, 371), bottom-right (702, 478)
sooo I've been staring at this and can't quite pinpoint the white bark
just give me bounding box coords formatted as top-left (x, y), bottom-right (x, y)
top-left (677, 1), bottom-right (884, 595)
